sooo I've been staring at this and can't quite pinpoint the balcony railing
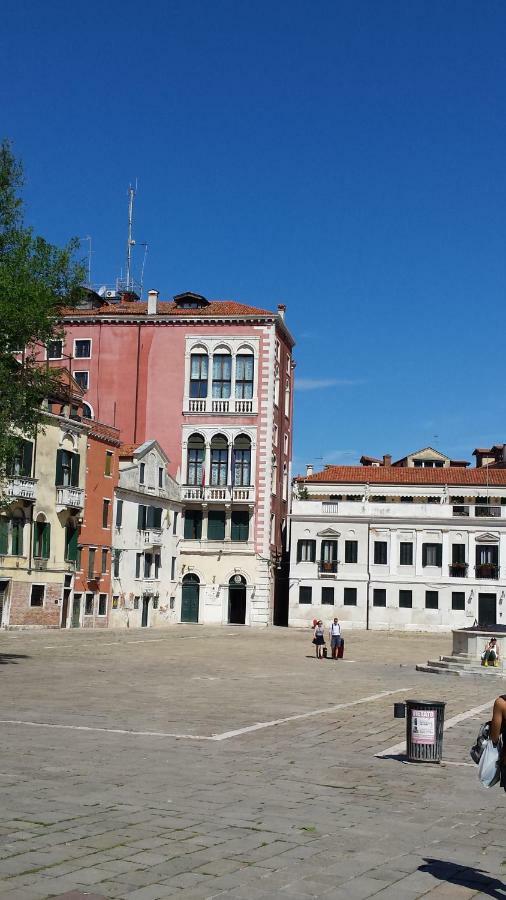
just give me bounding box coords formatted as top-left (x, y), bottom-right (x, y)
top-left (318, 560), bottom-right (338, 577)
top-left (475, 506), bottom-right (501, 517)
top-left (182, 485), bottom-right (255, 503)
top-left (186, 398), bottom-right (256, 415)
top-left (4, 476), bottom-right (37, 502)
top-left (475, 564), bottom-right (500, 580)
top-left (56, 485), bottom-right (85, 510)
top-left (449, 563), bottom-right (468, 578)
top-left (143, 529), bottom-right (163, 547)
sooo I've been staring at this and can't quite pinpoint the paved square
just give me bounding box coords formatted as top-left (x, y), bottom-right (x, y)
top-left (0, 626), bottom-right (504, 898)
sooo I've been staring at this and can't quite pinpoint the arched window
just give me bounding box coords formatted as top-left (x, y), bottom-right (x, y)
top-left (82, 403), bottom-right (93, 419)
top-left (182, 572), bottom-right (200, 584)
top-left (284, 376), bottom-right (291, 416)
top-left (235, 353), bottom-right (254, 399)
top-left (210, 434), bottom-right (228, 486)
top-left (271, 454), bottom-right (277, 494)
top-left (212, 351), bottom-right (232, 399)
top-left (187, 434), bottom-right (205, 485)
top-left (34, 513), bottom-right (51, 560)
top-left (189, 351), bottom-right (209, 398)
top-left (233, 434), bottom-right (251, 486)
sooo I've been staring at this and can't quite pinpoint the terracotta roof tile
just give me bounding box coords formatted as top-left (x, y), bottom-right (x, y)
top-left (297, 466), bottom-right (506, 486)
top-left (119, 443), bottom-right (137, 457)
top-left (62, 299), bottom-right (275, 318)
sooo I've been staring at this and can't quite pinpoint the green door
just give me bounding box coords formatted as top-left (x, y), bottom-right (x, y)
top-left (71, 594), bottom-right (81, 628)
top-left (181, 575), bottom-right (200, 623)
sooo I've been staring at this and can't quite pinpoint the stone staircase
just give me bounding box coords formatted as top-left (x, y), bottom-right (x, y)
top-left (416, 653), bottom-right (506, 677)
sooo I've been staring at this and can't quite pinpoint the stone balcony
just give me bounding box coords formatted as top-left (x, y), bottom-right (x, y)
top-left (56, 485), bottom-right (85, 511)
top-left (186, 398), bottom-right (257, 415)
top-left (182, 485), bottom-right (255, 504)
top-left (4, 476), bottom-right (37, 502)
top-left (142, 529), bottom-right (163, 547)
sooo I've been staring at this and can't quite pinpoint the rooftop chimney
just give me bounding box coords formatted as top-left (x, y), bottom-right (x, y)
top-left (306, 463), bottom-right (313, 477)
top-left (277, 303), bottom-right (286, 321)
top-left (383, 454), bottom-right (392, 467)
top-left (147, 289), bottom-right (159, 315)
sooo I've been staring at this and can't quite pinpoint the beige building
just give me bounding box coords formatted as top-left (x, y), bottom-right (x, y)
top-left (0, 375), bottom-right (88, 628)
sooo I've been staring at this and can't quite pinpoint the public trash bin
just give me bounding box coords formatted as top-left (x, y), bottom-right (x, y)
top-left (405, 699), bottom-right (445, 763)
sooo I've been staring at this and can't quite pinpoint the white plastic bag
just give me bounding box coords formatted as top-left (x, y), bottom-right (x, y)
top-left (478, 739), bottom-right (500, 788)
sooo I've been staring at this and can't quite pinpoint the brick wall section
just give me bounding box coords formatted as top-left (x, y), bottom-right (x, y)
top-left (9, 581), bottom-right (62, 627)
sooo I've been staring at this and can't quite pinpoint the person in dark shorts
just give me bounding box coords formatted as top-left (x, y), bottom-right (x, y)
top-left (313, 620), bottom-right (325, 659)
top-left (490, 694), bottom-right (506, 789)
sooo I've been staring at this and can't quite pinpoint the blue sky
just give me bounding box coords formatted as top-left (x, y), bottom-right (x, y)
top-left (3, 0), bottom-right (506, 473)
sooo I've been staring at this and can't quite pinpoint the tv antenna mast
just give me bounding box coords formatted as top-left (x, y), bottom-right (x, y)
top-left (125, 182), bottom-right (137, 292)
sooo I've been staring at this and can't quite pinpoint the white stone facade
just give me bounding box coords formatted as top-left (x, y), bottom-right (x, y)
top-left (289, 481), bottom-right (506, 632)
top-left (110, 441), bottom-right (182, 628)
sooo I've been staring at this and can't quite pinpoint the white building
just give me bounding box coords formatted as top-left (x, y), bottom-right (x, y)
top-left (289, 448), bottom-right (506, 632)
top-left (110, 441), bottom-right (182, 628)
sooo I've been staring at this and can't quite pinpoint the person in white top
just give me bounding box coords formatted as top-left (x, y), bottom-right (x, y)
top-left (329, 617), bottom-right (342, 659)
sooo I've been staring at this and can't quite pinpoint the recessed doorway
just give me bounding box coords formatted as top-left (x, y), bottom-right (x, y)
top-left (181, 573), bottom-right (200, 623)
top-left (228, 574), bottom-right (246, 625)
top-left (478, 593), bottom-right (497, 627)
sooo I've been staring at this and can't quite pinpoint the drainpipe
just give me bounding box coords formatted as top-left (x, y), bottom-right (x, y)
top-left (366, 521), bottom-right (371, 630)
top-left (27, 426), bottom-right (38, 575)
top-left (133, 322), bottom-right (141, 443)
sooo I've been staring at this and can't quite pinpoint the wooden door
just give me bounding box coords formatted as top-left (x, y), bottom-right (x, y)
top-left (478, 593), bottom-right (497, 627)
top-left (71, 594), bottom-right (81, 628)
top-left (141, 597), bottom-right (149, 627)
top-left (181, 578), bottom-right (199, 623)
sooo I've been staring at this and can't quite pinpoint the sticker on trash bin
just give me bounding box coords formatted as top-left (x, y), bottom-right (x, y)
top-left (411, 709), bottom-right (436, 744)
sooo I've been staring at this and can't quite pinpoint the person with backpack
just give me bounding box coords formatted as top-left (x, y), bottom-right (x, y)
top-left (329, 617), bottom-right (342, 659)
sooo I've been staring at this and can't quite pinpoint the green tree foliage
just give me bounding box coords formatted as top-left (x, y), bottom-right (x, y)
top-left (0, 139), bottom-right (84, 478)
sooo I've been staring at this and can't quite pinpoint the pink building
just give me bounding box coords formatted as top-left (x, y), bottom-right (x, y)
top-left (57, 291), bottom-right (295, 625)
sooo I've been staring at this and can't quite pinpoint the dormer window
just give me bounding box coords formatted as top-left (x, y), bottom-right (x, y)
top-left (173, 292), bottom-right (210, 309)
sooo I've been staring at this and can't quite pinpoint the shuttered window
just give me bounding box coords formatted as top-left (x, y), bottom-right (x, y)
top-left (33, 522), bottom-right (51, 559)
top-left (208, 510), bottom-right (226, 540)
top-left (231, 511), bottom-right (249, 542)
top-left (422, 544), bottom-right (442, 567)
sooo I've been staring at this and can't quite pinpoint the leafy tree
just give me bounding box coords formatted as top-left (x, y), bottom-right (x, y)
top-left (0, 139), bottom-right (83, 481)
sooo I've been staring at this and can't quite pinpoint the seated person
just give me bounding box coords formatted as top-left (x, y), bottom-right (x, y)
top-left (482, 637), bottom-right (500, 667)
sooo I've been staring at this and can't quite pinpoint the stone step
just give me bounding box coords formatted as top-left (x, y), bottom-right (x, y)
top-left (417, 661), bottom-right (505, 677)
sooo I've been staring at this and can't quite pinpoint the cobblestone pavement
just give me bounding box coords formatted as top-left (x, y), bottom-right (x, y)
top-left (0, 626), bottom-right (504, 899)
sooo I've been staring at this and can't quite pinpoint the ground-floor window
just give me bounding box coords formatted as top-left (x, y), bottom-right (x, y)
top-left (373, 588), bottom-right (386, 606)
top-left (30, 584), bottom-right (45, 607)
top-left (399, 589), bottom-right (412, 608)
top-left (85, 593), bottom-right (94, 615)
top-left (98, 594), bottom-right (107, 616)
top-left (452, 591), bottom-right (465, 610)
top-left (425, 590), bottom-right (438, 609)
top-left (299, 586), bottom-right (312, 604)
top-left (321, 587), bottom-right (334, 605)
top-left (343, 587), bottom-right (357, 605)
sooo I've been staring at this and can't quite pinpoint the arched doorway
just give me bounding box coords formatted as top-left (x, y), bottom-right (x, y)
top-left (228, 574), bottom-right (247, 625)
top-left (181, 573), bottom-right (200, 623)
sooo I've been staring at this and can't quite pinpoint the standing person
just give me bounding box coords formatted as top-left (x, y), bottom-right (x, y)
top-left (482, 638), bottom-right (500, 667)
top-left (489, 694), bottom-right (506, 789)
top-left (329, 617), bottom-right (342, 659)
top-left (313, 620), bottom-right (325, 659)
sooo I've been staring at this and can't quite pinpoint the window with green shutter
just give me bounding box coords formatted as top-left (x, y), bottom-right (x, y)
top-left (11, 517), bottom-right (24, 556)
top-left (33, 522), bottom-right (50, 559)
top-left (65, 523), bottom-right (78, 562)
top-left (7, 439), bottom-right (33, 477)
top-left (147, 507), bottom-right (162, 528)
top-left (137, 505), bottom-right (147, 530)
top-left (0, 518), bottom-right (8, 554)
top-left (207, 510), bottom-right (225, 541)
top-left (184, 510), bottom-right (202, 540)
top-left (231, 510), bottom-right (249, 542)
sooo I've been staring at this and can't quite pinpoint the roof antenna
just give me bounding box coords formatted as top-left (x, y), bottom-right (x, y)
top-left (125, 182), bottom-right (137, 292)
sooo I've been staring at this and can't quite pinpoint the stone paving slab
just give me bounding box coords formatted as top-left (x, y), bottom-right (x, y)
top-left (0, 626), bottom-right (505, 898)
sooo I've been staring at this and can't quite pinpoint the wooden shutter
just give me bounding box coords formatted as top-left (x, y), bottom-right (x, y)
top-left (0, 518), bottom-right (8, 554)
top-left (22, 440), bottom-right (33, 477)
top-left (71, 453), bottom-right (80, 486)
top-left (152, 507), bottom-right (162, 528)
top-left (66, 525), bottom-right (78, 562)
top-left (116, 500), bottom-right (123, 528)
top-left (296, 540), bottom-right (302, 563)
top-left (55, 449), bottom-right (64, 485)
top-left (137, 505), bottom-right (146, 530)
top-left (422, 544), bottom-right (428, 567)
top-left (42, 523), bottom-right (51, 559)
